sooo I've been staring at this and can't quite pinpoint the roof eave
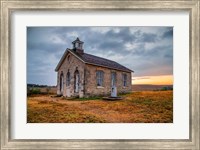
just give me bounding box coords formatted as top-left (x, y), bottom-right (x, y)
top-left (55, 49), bottom-right (86, 72)
top-left (55, 49), bottom-right (69, 72)
top-left (68, 49), bottom-right (86, 63)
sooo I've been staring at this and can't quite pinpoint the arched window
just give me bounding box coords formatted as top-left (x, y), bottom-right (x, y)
top-left (66, 71), bottom-right (70, 86)
top-left (60, 72), bottom-right (64, 94)
top-left (74, 69), bottom-right (80, 93)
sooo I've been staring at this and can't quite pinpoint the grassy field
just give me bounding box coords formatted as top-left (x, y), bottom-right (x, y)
top-left (27, 91), bottom-right (173, 123)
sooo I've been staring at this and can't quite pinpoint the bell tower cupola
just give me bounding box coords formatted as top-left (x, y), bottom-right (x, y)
top-left (72, 37), bottom-right (84, 54)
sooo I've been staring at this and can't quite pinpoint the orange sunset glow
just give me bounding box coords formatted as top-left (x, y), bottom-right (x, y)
top-left (132, 75), bottom-right (173, 85)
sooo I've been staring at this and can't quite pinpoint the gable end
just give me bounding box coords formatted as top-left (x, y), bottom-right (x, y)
top-left (55, 49), bottom-right (86, 72)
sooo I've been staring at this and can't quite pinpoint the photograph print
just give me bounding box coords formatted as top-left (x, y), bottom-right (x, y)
top-left (27, 27), bottom-right (173, 123)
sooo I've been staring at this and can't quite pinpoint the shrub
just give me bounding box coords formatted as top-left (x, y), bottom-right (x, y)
top-left (161, 86), bottom-right (173, 91)
top-left (28, 88), bottom-right (41, 95)
top-left (161, 87), bottom-right (168, 91)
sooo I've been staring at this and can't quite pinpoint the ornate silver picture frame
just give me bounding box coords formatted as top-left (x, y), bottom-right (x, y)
top-left (1, 0), bottom-right (199, 149)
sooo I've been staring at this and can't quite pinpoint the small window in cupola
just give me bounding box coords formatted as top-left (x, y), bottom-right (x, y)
top-left (75, 42), bottom-right (79, 48)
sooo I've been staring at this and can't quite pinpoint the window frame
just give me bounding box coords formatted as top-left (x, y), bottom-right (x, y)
top-left (96, 70), bottom-right (104, 87)
top-left (122, 73), bottom-right (127, 87)
top-left (66, 71), bottom-right (70, 87)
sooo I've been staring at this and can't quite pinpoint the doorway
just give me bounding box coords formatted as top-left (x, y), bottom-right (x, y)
top-left (111, 72), bottom-right (116, 87)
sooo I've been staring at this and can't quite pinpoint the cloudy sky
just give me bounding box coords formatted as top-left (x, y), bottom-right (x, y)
top-left (27, 27), bottom-right (173, 86)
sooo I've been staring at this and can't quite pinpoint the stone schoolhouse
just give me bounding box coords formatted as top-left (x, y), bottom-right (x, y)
top-left (55, 38), bottom-right (133, 97)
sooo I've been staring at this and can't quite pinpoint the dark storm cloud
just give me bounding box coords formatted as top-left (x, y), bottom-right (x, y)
top-left (27, 26), bottom-right (173, 85)
top-left (105, 28), bottom-right (137, 42)
top-left (140, 33), bottom-right (157, 42)
top-left (85, 28), bottom-right (160, 56)
top-left (162, 28), bottom-right (173, 38)
top-left (98, 40), bottom-right (124, 51)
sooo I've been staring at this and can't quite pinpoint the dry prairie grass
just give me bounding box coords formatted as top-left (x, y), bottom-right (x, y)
top-left (27, 91), bottom-right (173, 123)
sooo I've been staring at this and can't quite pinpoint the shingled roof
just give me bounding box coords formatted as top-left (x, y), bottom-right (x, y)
top-left (55, 49), bottom-right (133, 73)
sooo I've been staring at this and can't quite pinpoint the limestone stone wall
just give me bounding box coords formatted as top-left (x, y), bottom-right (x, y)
top-left (84, 64), bottom-right (132, 97)
top-left (56, 51), bottom-right (132, 97)
top-left (57, 52), bottom-right (85, 97)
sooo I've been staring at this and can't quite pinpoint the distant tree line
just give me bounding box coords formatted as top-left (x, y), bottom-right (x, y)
top-left (27, 84), bottom-right (56, 96)
top-left (27, 84), bottom-right (56, 88)
top-left (155, 86), bottom-right (173, 91)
